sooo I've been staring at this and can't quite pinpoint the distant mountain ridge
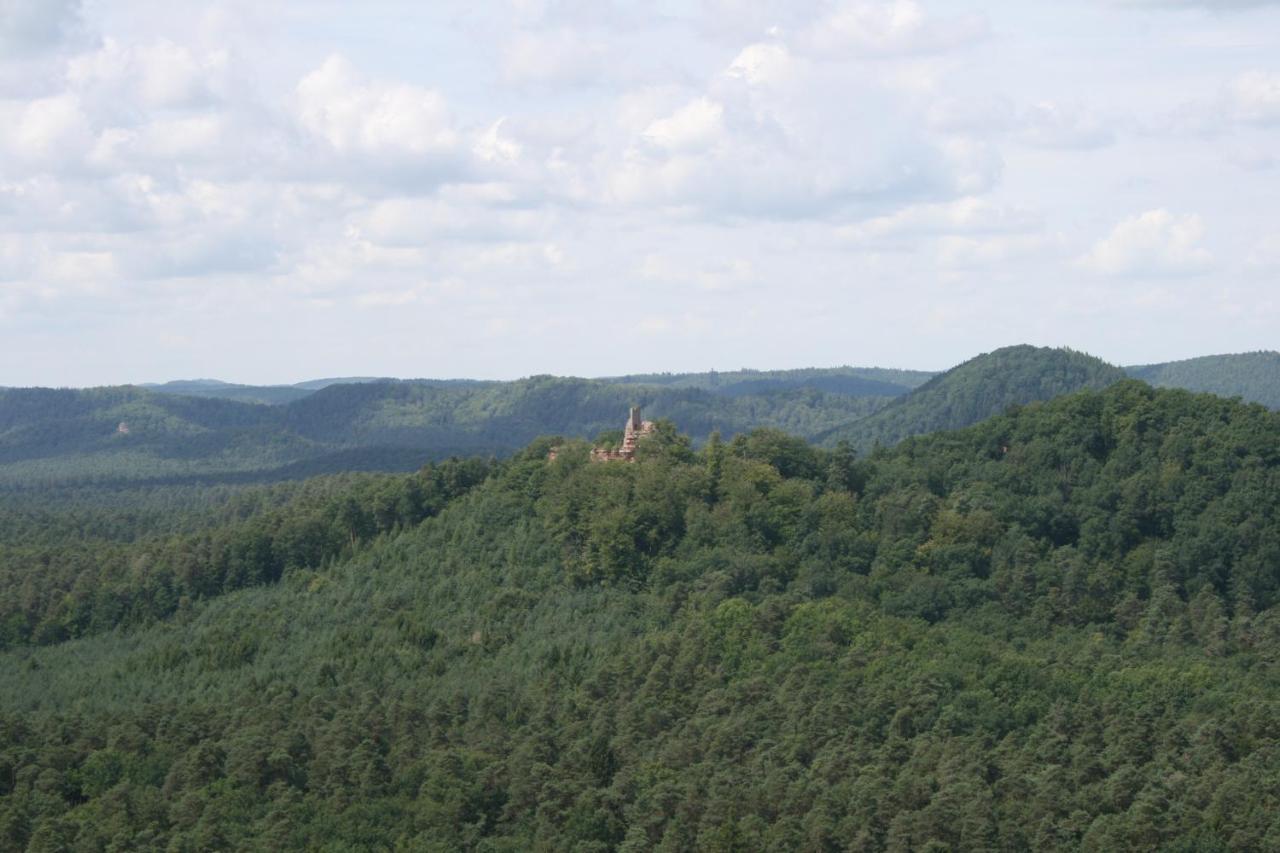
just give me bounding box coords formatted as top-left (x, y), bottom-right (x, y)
top-left (1125, 351), bottom-right (1280, 409)
top-left (4, 347), bottom-right (1277, 487)
top-left (0, 378), bottom-right (890, 486)
top-left (135, 351), bottom-right (1280, 412)
top-left (139, 377), bottom-right (400, 405)
top-left (605, 366), bottom-right (937, 398)
top-left (816, 345), bottom-right (1129, 452)
top-left (142, 367), bottom-right (936, 405)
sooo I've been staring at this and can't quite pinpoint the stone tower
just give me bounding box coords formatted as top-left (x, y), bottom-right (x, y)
top-left (590, 406), bottom-right (656, 462)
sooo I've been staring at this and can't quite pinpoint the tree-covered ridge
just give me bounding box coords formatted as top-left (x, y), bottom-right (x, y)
top-left (0, 457), bottom-right (495, 649)
top-left (605, 366), bottom-right (937, 397)
top-left (0, 378), bottom-right (889, 487)
top-left (7, 347), bottom-right (1280, 488)
top-left (142, 367), bottom-right (938, 405)
top-left (1, 382), bottom-right (1278, 850)
top-left (819, 345), bottom-right (1130, 452)
top-left (1125, 351), bottom-right (1280, 409)
top-left (140, 377), bottom-right (474, 405)
top-left (140, 381), bottom-right (316, 406)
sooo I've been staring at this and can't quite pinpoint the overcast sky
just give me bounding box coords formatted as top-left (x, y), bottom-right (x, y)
top-left (1, 0), bottom-right (1277, 385)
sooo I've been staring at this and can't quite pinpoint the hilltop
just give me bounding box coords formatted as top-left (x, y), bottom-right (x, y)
top-left (4, 346), bottom-right (1278, 488)
top-left (817, 345), bottom-right (1129, 451)
top-left (0, 378), bottom-right (888, 487)
top-left (1126, 351), bottom-right (1280, 409)
top-left (135, 351), bottom-right (1280, 413)
top-left (604, 366), bottom-right (936, 398)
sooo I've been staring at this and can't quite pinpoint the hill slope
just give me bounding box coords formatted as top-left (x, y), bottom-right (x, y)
top-left (142, 367), bottom-right (937, 405)
top-left (607, 366), bottom-right (937, 397)
top-left (819, 345), bottom-right (1129, 451)
top-left (0, 378), bottom-right (890, 486)
top-left (9, 347), bottom-right (1278, 487)
top-left (142, 377), bottom-right (420, 404)
top-left (2, 383), bottom-right (1278, 850)
top-left (140, 380), bottom-right (317, 405)
top-left (1126, 351), bottom-right (1280, 409)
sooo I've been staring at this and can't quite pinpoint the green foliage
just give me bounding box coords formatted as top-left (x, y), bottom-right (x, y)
top-left (142, 379), bottom-right (319, 405)
top-left (0, 458), bottom-right (495, 649)
top-left (820, 345), bottom-right (1129, 452)
top-left (0, 379), bottom-right (888, 487)
top-left (607, 366), bottom-right (937, 397)
top-left (0, 382), bottom-right (1279, 849)
top-left (1126, 351), bottom-right (1280, 409)
top-left (6, 347), bottom-right (1277, 490)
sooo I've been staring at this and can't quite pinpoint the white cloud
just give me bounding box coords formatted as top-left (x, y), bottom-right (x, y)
top-left (451, 240), bottom-right (569, 275)
top-left (43, 249), bottom-right (117, 285)
top-left (639, 254), bottom-right (756, 292)
top-left (296, 55), bottom-right (460, 159)
top-left (500, 28), bottom-right (608, 87)
top-left (1225, 143), bottom-right (1277, 171)
top-left (843, 196), bottom-right (1042, 241)
top-left (3, 1), bottom-right (1280, 382)
top-left (1, 35), bottom-right (265, 184)
top-left (1156, 70), bottom-right (1280, 137)
top-left (1, 93), bottom-right (94, 170)
top-left (929, 96), bottom-right (1115, 150)
top-left (486, 0), bottom-right (642, 31)
top-left (67, 38), bottom-right (226, 112)
top-left (355, 288), bottom-right (423, 308)
top-left (1017, 101), bottom-right (1115, 149)
top-left (474, 119), bottom-right (523, 164)
top-left (0, 234), bottom-right (34, 280)
top-left (698, 0), bottom-right (986, 57)
top-left (940, 137), bottom-right (1002, 195)
top-left (1121, 0), bottom-right (1280, 9)
top-left (695, 0), bottom-right (818, 43)
top-left (1080, 209), bottom-right (1213, 276)
top-left (1224, 70), bottom-right (1280, 124)
top-left (927, 94), bottom-right (1016, 134)
top-left (1246, 233), bottom-right (1280, 269)
top-left (802, 0), bottom-right (988, 57)
top-left (726, 42), bottom-right (795, 86)
top-left (937, 233), bottom-right (1060, 270)
top-left (642, 97), bottom-right (726, 151)
top-left (601, 42), bottom-right (1001, 219)
top-left (353, 196), bottom-right (542, 246)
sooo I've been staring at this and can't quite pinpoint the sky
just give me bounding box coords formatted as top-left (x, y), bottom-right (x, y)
top-left (0, 0), bottom-right (1278, 386)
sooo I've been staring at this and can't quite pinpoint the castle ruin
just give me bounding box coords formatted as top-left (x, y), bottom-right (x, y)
top-left (590, 406), bottom-right (656, 462)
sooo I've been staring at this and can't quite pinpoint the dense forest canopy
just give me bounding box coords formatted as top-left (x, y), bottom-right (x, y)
top-left (128, 350), bottom-right (1280, 414)
top-left (602, 367), bottom-right (937, 398)
top-left (2, 381), bottom-right (1278, 850)
top-left (1125, 351), bottom-right (1280, 410)
top-left (4, 346), bottom-right (1277, 492)
top-left (139, 378), bottom-right (479, 406)
top-left (817, 345), bottom-right (1130, 452)
top-left (0, 379), bottom-right (888, 488)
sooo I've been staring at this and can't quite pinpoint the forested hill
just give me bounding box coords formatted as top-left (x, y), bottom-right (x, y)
top-left (128, 351), bottom-right (1280, 413)
top-left (0, 378), bottom-right (889, 486)
top-left (2, 381), bottom-right (1279, 849)
top-left (7, 347), bottom-right (1279, 487)
top-left (139, 380), bottom-right (317, 406)
top-left (1126, 351), bottom-right (1280, 409)
top-left (818, 345), bottom-right (1129, 452)
top-left (605, 366), bottom-right (937, 397)
top-left (140, 367), bottom-right (936, 405)
top-left (139, 377), bottom-right (460, 405)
